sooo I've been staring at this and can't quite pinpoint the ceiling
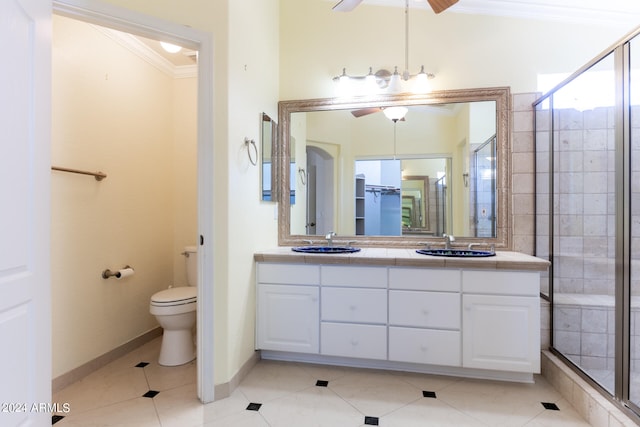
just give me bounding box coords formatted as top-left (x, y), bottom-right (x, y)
top-left (357, 0), bottom-right (640, 26)
top-left (128, 0), bottom-right (639, 68)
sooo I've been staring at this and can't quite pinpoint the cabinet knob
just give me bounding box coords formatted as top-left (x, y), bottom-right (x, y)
top-left (349, 305), bottom-right (357, 311)
top-left (421, 345), bottom-right (428, 352)
top-left (350, 339), bottom-right (359, 346)
top-left (421, 309), bottom-right (429, 315)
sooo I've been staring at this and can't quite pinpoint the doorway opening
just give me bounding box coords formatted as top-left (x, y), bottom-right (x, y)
top-left (52, 0), bottom-right (215, 403)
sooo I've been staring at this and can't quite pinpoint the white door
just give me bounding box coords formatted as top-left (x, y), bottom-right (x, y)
top-left (0, 0), bottom-right (51, 426)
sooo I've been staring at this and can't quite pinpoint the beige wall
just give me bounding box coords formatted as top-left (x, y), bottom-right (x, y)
top-left (280, 0), bottom-right (630, 99)
top-left (51, 15), bottom-right (197, 377)
top-left (93, 0), bottom-right (280, 386)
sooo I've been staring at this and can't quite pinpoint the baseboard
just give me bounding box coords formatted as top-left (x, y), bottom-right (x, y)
top-left (52, 327), bottom-right (163, 393)
top-left (213, 351), bottom-right (260, 400)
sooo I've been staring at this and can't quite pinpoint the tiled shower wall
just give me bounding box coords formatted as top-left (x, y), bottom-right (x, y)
top-left (534, 100), bottom-right (640, 376)
top-left (511, 92), bottom-right (551, 349)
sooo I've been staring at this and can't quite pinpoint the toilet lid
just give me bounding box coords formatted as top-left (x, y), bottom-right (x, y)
top-left (151, 287), bottom-right (197, 306)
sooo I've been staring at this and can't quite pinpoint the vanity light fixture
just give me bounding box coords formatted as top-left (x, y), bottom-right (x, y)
top-left (332, 0), bottom-right (435, 96)
top-left (333, 66), bottom-right (434, 96)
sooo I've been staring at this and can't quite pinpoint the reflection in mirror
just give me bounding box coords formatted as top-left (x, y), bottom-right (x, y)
top-left (261, 113), bottom-right (276, 201)
top-left (278, 87), bottom-right (510, 248)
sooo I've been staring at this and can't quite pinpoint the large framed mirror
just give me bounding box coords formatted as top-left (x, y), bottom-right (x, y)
top-left (277, 87), bottom-right (511, 248)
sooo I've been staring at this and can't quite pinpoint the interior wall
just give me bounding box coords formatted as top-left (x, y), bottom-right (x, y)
top-left (51, 15), bottom-right (196, 377)
top-left (98, 0), bottom-right (280, 385)
top-left (171, 78), bottom-right (198, 283)
top-left (280, 0), bottom-right (630, 99)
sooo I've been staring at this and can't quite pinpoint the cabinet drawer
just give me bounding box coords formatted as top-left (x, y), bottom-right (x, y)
top-left (389, 268), bottom-right (461, 291)
top-left (462, 270), bottom-right (539, 296)
top-left (389, 291), bottom-right (460, 329)
top-left (389, 327), bottom-right (460, 366)
top-left (321, 288), bottom-right (387, 324)
top-left (321, 322), bottom-right (387, 360)
top-left (321, 265), bottom-right (387, 288)
top-left (258, 263), bottom-right (320, 285)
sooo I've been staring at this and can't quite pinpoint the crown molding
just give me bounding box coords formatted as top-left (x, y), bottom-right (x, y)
top-left (93, 25), bottom-right (197, 79)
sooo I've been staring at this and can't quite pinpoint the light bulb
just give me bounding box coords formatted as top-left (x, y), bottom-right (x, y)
top-left (383, 106), bottom-right (408, 122)
top-left (160, 42), bottom-right (182, 53)
top-left (412, 66), bottom-right (432, 94)
top-left (336, 68), bottom-right (352, 96)
top-left (364, 67), bottom-right (378, 94)
top-left (388, 67), bottom-right (402, 93)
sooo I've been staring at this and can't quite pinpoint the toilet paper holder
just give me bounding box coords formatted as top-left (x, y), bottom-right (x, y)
top-left (102, 265), bottom-right (134, 279)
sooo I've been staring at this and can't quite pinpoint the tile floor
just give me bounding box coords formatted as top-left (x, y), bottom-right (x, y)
top-left (52, 337), bottom-right (593, 426)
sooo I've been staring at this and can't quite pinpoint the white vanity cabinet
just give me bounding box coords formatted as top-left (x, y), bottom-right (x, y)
top-left (255, 253), bottom-right (546, 382)
top-left (320, 266), bottom-right (387, 360)
top-left (256, 264), bottom-right (320, 354)
top-left (462, 270), bottom-right (540, 373)
top-left (388, 268), bottom-right (461, 366)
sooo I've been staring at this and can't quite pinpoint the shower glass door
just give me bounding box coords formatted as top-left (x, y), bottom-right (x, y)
top-left (550, 52), bottom-right (616, 394)
top-left (628, 35), bottom-right (640, 410)
top-left (472, 136), bottom-right (496, 238)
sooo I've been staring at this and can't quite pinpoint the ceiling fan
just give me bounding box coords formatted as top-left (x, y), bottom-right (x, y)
top-left (333, 0), bottom-right (459, 14)
top-left (350, 107), bottom-right (406, 120)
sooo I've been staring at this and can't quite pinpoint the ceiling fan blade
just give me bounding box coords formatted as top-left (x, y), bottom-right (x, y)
top-left (426, 0), bottom-right (459, 14)
top-left (351, 107), bottom-right (382, 118)
top-left (333, 0), bottom-right (365, 12)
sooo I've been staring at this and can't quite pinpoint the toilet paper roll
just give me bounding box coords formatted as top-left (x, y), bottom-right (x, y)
top-left (116, 267), bottom-right (135, 279)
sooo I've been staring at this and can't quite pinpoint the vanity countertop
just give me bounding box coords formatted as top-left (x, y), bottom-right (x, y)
top-left (254, 247), bottom-right (550, 272)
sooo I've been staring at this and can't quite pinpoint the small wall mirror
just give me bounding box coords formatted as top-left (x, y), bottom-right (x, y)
top-left (277, 87), bottom-right (511, 248)
top-left (261, 113), bottom-right (277, 201)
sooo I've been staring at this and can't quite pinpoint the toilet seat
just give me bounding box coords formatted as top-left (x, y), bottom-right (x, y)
top-left (150, 287), bottom-right (197, 316)
top-left (150, 287), bottom-right (197, 307)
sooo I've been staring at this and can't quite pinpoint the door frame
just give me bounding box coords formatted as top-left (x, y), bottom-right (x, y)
top-left (52, 0), bottom-right (216, 403)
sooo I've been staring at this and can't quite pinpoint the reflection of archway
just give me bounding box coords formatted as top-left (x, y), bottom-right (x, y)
top-left (306, 146), bottom-right (334, 235)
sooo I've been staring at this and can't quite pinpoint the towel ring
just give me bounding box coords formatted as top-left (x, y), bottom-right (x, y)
top-left (245, 138), bottom-right (257, 166)
top-left (298, 167), bottom-right (307, 186)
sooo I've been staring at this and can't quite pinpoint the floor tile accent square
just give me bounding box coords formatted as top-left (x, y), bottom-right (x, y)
top-left (316, 380), bottom-right (329, 387)
top-left (364, 416), bottom-right (379, 425)
top-left (423, 390), bottom-right (437, 398)
top-left (135, 362), bottom-right (149, 368)
top-left (542, 402), bottom-right (560, 410)
top-left (246, 402), bottom-right (262, 411)
top-left (52, 415), bottom-right (65, 424)
top-left (143, 390), bottom-right (159, 398)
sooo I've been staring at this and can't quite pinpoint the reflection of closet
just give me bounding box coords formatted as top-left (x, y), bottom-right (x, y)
top-left (355, 174), bottom-right (365, 235)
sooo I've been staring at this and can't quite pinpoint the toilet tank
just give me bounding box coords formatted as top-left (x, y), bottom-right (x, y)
top-left (184, 246), bottom-right (198, 287)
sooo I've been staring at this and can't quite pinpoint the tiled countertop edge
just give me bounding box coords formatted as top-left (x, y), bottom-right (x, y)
top-left (254, 248), bottom-right (551, 272)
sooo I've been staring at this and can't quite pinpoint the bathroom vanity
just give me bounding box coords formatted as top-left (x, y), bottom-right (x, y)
top-left (254, 248), bottom-right (550, 383)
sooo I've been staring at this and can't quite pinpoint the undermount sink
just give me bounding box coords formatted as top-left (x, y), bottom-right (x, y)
top-left (292, 246), bottom-right (361, 254)
top-left (416, 248), bottom-right (495, 257)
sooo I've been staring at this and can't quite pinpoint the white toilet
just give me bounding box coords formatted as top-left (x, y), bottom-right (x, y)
top-left (150, 246), bottom-right (197, 366)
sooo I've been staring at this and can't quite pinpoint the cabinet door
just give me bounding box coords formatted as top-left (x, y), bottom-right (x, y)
top-left (462, 294), bottom-right (540, 373)
top-left (257, 284), bottom-right (319, 353)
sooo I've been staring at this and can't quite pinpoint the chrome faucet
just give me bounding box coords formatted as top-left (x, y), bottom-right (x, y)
top-left (325, 231), bottom-right (337, 246)
top-left (443, 234), bottom-right (455, 249)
